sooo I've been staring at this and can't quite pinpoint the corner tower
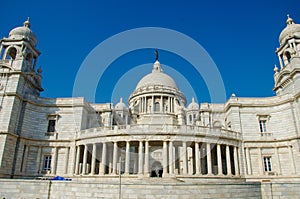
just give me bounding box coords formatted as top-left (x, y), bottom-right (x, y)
top-left (0, 18), bottom-right (43, 97)
top-left (0, 18), bottom-right (43, 135)
top-left (274, 15), bottom-right (300, 95)
top-left (128, 52), bottom-right (186, 125)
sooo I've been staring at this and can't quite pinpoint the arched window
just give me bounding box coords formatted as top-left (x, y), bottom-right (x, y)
top-left (154, 102), bottom-right (160, 112)
top-left (6, 47), bottom-right (17, 60)
top-left (189, 115), bottom-right (192, 122)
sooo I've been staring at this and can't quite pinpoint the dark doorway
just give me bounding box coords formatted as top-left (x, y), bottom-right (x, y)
top-left (150, 161), bottom-right (163, 177)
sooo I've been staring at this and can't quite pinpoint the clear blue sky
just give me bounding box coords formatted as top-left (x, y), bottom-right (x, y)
top-left (1, 0), bottom-right (299, 105)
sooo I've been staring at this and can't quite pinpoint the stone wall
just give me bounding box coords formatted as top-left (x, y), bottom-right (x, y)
top-left (1, 179), bottom-right (300, 198)
top-left (261, 182), bottom-right (300, 199)
top-left (0, 179), bottom-right (262, 199)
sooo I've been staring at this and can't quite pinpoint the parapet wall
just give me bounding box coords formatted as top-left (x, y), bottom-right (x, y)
top-left (1, 178), bottom-right (300, 198)
top-left (0, 178), bottom-right (262, 199)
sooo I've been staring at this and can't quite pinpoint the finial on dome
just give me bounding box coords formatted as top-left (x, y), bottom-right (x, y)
top-left (152, 50), bottom-right (162, 73)
top-left (37, 66), bottom-right (43, 74)
top-left (24, 17), bottom-right (31, 28)
top-left (192, 97), bottom-right (195, 103)
top-left (274, 64), bottom-right (279, 73)
top-left (155, 50), bottom-right (159, 61)
top-left (120, 97), bottom-right (123, 103)
top-left (286, 14), bottom-right (294, 25)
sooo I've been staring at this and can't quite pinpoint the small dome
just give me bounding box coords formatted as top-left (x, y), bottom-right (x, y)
top-left (136, 61), bottom-right (178, 90)
top-left (8, 18), bottom-right (37, 46)
top-left (187, 97), bottom-right (199, 110)
top-left (279, 15), bottom-right (300, 44)
top-left (115, 98), bottom-right (127, 110)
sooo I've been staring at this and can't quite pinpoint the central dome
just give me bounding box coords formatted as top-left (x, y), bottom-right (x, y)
top-left (136, 60), bottom-right (178, 90)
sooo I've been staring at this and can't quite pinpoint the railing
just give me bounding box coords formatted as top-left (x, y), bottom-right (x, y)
top-left (77, 124), bottom-right (241, 140)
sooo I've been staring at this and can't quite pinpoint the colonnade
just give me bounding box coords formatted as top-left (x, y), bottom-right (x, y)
top-left (74, 140), bottom-right (240, 177)
top-left (139, 95), bottom-right (175, 113)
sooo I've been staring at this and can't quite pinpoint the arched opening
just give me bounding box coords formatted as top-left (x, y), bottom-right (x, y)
top-left (285, 52), bottom-right (291, 63)
top-left (189, 115), bottom-right (192, 122)
top-left (26, 53), bottom-right (33, 66)
top-left (6, 47), bottom-right (17, 60)
top-left (154, 102), bottom-right (160, 112)
top-left (150, 161), bottom-right (163, 177)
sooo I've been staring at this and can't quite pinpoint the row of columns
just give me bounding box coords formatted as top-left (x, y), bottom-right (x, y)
top-left (245, 146), bottom-right (296, 175)
top-left (74, 141), bottom-right (239, 177)
top-left (139, 95), bottom-right (175, 113)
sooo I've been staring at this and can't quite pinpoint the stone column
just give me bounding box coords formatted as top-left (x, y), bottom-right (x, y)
top-left (233, 147), bottom-right (239, 176)
top-left (138, 141), bottom-right (144, 175)
top-left (275, 147), bottom-right (281, 175)
top-left (168, 97), bottom-right (171, 113)
top-left (182, 142), bottom-right (188, 175)
top-left (288, 145), bottom-right (296, 174)
top-left (169, 141), bottom-right (174, 175)
top-left (171, 98), bottom-right (174, 113)
top-left (144, 141), bottom-right (149, 176)
top-left (189, 147), bottom-right (194, 175)
top-left (245, 147), bottom-right (252, 175)
top-left (151, 96), bottom-right (154, 113)
top-left (163, 141), bottom-right (168, 176)
top-left (111, 142), bottom-right (118, 175)
top-left (70, 145), bottom-right (76, 175)
top-left (75, 146), bottom-right (81, 175)
top-left (144, 97), bottom-right (147, 113)
top-left (108, 145), bottom-right (113, 174)
top-left (217, 144), bottom-right (223, 175)
top-left (139, 97), bottom-right (142, 112)
top-left (134, 147), bottom-right (138, 174)
top-left (100, 142), bottom-right (107, 175)
top-left (23, 145), bottom-right (30, 173)
top-left (51, 147), bottom-right (58, 175)
top-left (82, 145), bottom-right (88, 174)
top-left (142, 97), bottom-right (144, 113)
top-left (226, 145), bottom-right (232, 175)
top-left (206, 143), bottom-right (212, 175)
top-left (125, 141), bottom-right (130, 174)
top-left (195, 142), bottom-right (200, 175)
top-left (35, 146), bottom-right (42, 174)
top-left (160, 96), bottom-right (163, 112)
top-left (91, 144), bottom-right (97, 175)
top-left (278, 55), bottom-right (284, 68)
top-left (64, 147), bottom-right (70, 174)
top-left (258, 147), bottom-right (263, 175)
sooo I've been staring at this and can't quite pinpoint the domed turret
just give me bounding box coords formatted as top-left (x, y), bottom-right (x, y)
top-left (8, 18), bottom-right (37, 46)
top-left (114, 98), bottom-right (127, 110)
top-left (279, 15), bottom-right (300, 45)
top-left (187, 97), bottom-right (199, 110)
top-left (186, 97), bottom-right (199, 125)
top-left (113, 98), bottom-right (129, 126)
top-left (274, 15), bottom-right (300, 96)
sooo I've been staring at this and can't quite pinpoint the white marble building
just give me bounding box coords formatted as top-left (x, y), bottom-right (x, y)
top-left (0, 15), bottom-right (300, 184)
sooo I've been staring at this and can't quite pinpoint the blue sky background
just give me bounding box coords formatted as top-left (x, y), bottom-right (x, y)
top-left (1, 0), bottom-right (300, 105)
